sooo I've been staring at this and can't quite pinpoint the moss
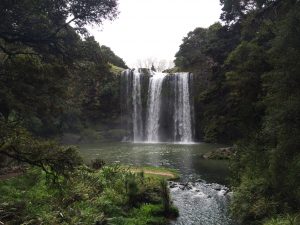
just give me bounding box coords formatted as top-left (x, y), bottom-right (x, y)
top-left (109, 63), bottom-right (126, 75)
top-left (123, 165), bottom-right (180, 180)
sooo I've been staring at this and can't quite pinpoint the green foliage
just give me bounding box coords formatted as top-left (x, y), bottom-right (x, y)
top-left (160, 179), bottom-right (170, 215)
top-left (175, 22), bottom-right (240, 142)
top-left (105, 129), bottom-right (127, 141)
top-left (220, 0), bottom-right (276, 23)
top-left (263, 214), bottom-right (300, 225)
top-left (0, 0), bottom-right (124, 138)
top-left (175, 26), bottom-right (213, 70)
top-left (0, 0), bottom-right (118, 48)
top-left (79, 128), bottom-right (104, 143)
top-left (110, 63), bottom-right (127, 75)
top-left (230, 173), bottom-right (277, 222)
top-left (101, 45), bottom-right (128, 69)
top-left (71, 36), bottom-right (122, 125)
top-left (126, 173), bottom-right (140, 206)
top-left (228, 1), bottom-right (300, 224)
top-left (0, 165), bottom-right (178, 225)
top-left (124, 204), bottom-right (167, 225)
top-left (90, 158), bottom-right (106, 170)
top-left (0, 120), bottom-right (82, 181)
top-left (175, 0), bottom-right (300, 224)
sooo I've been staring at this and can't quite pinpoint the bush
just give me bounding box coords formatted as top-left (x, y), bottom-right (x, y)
top-left (230, 175), bottom-right (277, 223)
top-left (160, 179), bottom-right (170, 215)
top-left (125, 174), bottom-right (140, 206)
top-left (91, 158), bottom-right (106, 170)
top-left (0, 165), bottom-right (178, 224)
top-left (264, 214), bottom-right (300, 225)
top-left (105, 129), bottom-right (127, 141)
top-left (80, 128), bottom-right (104, 143)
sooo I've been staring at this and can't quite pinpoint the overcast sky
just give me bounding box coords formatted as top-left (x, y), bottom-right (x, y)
top-left (88, 0), bottom-right (222, 68)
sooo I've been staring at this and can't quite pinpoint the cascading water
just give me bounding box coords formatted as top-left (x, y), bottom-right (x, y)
top-left (146, 72), bottom-right (165, 142)
top-left (132, 69), bottom-right (143, 142)
top-left (120, 69), bottom-right (132, 140)
top-left (121, 69), bottom-right (194, 143)
top-left (173, 73), bottom-right (193, 143)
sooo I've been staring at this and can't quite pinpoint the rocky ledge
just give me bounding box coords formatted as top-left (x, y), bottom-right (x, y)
top-left (201, 147), bottom-right (234, 160)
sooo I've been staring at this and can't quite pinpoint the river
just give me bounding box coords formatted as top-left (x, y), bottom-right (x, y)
top-left (79, 142), bottom-right (236, 225)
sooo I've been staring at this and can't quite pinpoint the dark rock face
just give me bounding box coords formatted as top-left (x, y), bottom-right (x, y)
top-left (120, 69), bottom-right (150, 141)
top-left (159, 75), bottom-right (176, 141)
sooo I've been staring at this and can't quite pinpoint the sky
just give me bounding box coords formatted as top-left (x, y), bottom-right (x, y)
top-left (88, 0), bottom-right (222, 68)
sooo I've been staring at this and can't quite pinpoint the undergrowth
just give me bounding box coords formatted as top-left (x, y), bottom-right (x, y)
top-left (0, 164), bottom-right (178, 225)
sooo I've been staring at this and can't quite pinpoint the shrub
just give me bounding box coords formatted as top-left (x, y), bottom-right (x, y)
top-left (160, 179), bottom-right (170, 215)
top-left (91, 158), bottom-right (106, 170)
top-left (264, 214), bottom-right (300, 225)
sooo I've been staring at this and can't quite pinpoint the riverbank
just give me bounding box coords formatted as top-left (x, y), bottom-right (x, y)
top-left (125, 166), bottom-right (180, 180)
top-left (201, 147), bottom-right (234, 160)
top-left (76, 142), bottom-right (234, 224)
top-left (0, 165), bottom-right (178, 225)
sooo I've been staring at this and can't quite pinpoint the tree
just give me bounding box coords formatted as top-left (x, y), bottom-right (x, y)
top-left (174, 22), bottom-right (240, 142)
top-left (135, 58), bottom-right (172, 72)
top-left (0, 0), bottom-right (119, 54)
top-left (220, 0), bottom-right (279, 23)
top-left (0, 0), bottom-right (120, 134)
top-left (174, 0), bottom-right (300, 223)
top-left (151, 64), bottom-right (156, 71)
top-left (0, 119), bottom-right (82, 181)
top-left (100, 45), bottom-right (128, 69)
top-left (225, 0), bottom-right (300, 223)
top-left (0, 0), bottom-right (121, 171)
top-left (70, 37), bottom-right (121, 123)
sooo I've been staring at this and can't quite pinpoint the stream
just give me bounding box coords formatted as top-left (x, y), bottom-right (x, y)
top-left (79, 142), bottom-right (236, 225)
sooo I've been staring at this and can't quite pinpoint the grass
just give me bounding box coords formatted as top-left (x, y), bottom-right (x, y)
top-left (109, 63), bottom-right (126, 75)
top-left (123, 165), bottom-right (180, 180)
top-left (0, 164), bottom-right (179, 225)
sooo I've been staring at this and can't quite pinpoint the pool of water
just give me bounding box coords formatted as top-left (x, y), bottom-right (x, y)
top-left (79, 142), bottom-right (229, 184)
top-left (78, 142), bottom-right (235, 225)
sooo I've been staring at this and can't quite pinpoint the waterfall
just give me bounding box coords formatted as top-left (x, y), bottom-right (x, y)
top-left (121, 69), bottom-right (194, 143)
top-left (132, 69), bottom-right (143, 142)
top-left (146, 72), bottom-right (165, 142)
top-left (173, 73), bottom-right (193, 143)
top-left (120, 69), bottom-right (132, 140)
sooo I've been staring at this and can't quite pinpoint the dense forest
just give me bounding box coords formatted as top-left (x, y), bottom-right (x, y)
top-left (174, 0), bottom-right (300, 224)
top-left (0, 0), bottom-right (299, 224)
top-left (0, 0), bottom-right (128, 141)
top-left (0, 1), bottom-right (180, 224)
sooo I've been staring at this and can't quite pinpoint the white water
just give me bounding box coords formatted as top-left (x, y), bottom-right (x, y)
top-left (173, 73), bottom-right (193, 143)
top-left (146, 72), bottom-right (166, 142)
top-left (121, 69), bottom-right (131, 140)
top-left (132, 69), bottom-right (143, 142)
top-left (122, 69), bottom-right (194, 143)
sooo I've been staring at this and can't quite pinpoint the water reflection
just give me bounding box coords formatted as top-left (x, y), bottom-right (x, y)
top-left (79, 142), bottom-right (229, 184)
